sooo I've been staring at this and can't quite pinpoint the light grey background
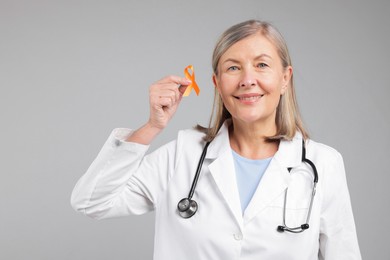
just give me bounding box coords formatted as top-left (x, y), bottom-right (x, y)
top-left (1, 0), bottom-right (389, 259)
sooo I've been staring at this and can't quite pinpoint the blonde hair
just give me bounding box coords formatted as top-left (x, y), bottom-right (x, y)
top-left (198, 20), bottom-right (309, 142)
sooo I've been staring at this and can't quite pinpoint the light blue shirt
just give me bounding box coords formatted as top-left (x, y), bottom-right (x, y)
top-left (232, 150), bottom-right (272, 213)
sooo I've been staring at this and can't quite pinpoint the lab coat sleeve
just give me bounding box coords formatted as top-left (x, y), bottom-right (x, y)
top-left (319, 152), bottom-right (361, 260)
top-left (70, 128), bottom-right (177, 220)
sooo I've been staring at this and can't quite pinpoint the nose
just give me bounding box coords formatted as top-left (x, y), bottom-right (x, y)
top-left (239, 69), bottom-right (257, 88)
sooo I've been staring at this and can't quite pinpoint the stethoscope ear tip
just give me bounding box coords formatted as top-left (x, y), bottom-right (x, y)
top-left (277, 226), bottom-right (285, 232)
top-left (301, 224), bottom-right (309, 230)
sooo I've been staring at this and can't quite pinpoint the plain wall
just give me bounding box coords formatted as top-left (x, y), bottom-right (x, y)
top-left (1, 0), bottom-right (389, 259)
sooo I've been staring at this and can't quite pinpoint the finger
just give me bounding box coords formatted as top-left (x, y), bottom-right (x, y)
top-left (156, 75), bottom-right (192, 86)
top-left (151, 91), bottom-right (179, 108)
top-left (151, 88), bottom-right (180, 105)
top-left (158, 97), bottom-right (175, 108)
top-left (153, 81), bottom-right (189, 96)
top-left (152, 81), bottom-right (184, 98)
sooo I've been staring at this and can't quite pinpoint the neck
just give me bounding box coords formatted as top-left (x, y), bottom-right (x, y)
top-left (229, 119), bottom-right (279, 160)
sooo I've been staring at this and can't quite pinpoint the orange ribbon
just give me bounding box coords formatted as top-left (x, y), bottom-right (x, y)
top-left (182, 65), bottom-right (200, 97)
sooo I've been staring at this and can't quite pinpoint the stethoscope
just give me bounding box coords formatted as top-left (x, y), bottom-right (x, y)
top-left (177, 139), bottom-right (319, 234)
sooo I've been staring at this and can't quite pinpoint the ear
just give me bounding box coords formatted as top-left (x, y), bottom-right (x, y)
top-left (212, 74), bottom-right (221, 93)
top-left (281, 66), bottom-right (293, 95)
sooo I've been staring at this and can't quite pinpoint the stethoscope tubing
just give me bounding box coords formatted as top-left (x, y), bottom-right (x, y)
top-left (187, 141), bottom-right (211, 200)
top-left (178, 138), bottom-right (319, 234)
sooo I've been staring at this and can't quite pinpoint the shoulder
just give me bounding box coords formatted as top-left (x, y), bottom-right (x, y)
top-left (176, 127), bottom-right (207, 151)
top-left (150, 127), bottom-right (206, 157)
top-left (305, 138), bottom-right (343, 163)
top-left (305, 139), bottom-right (346, 185)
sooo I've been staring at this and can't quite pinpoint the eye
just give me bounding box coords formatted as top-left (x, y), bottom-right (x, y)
top-left (227, 66), bottom-right (239, 71)
top-left (257, 63), bottom-right (268, 68)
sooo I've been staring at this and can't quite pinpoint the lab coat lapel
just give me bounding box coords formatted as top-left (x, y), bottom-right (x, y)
top-left (243, 133), bottom-right (303, 224)
top-left (243, 158), bottom-right (290, 224)
top-left (208, 150), bottom-right (243, 229)
top-left (204, 121), bottom-right (304, 227)
top-left (206, 121), bottom-right (243, 229)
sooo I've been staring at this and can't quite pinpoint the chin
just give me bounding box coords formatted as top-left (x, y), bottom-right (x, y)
top-left (232, 111), bottom-right (275, 125)
top-left (234, 115), bottom-right (263, 124)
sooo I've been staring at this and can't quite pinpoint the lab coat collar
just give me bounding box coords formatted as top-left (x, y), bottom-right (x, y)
top-left (205, 120), bottom-right (231, 159)
top-left (206, 119), bottom-right (303, 168)
top-left (205, 120), bottom-right (304, 227)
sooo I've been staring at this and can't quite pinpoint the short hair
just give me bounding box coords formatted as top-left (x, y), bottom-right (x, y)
top-left (199, 20), bottom-right (309, 142)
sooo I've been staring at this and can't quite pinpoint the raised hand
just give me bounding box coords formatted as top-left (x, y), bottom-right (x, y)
top-left (148, 75), bottom-right (192, 130)
top-left (125, 75), bottom-right (191, 144)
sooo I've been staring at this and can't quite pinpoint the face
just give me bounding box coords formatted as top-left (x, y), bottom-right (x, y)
top-left (213, 33), bottom-right (292, 127)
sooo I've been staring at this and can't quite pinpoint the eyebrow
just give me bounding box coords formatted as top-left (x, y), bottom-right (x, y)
top-left (254, 54), bottom-right (273, 60)
top-left (222, 54), bottom-right (273, 64)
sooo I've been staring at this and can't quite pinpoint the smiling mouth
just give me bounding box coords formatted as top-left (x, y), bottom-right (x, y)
top-left (234, 94), bottom-right (264, 101)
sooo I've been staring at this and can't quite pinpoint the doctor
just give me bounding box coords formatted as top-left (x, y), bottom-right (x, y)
top-left (71, 20), bottom-right (361, 259)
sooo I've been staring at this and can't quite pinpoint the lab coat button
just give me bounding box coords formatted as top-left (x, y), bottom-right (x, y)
top-left (233, 233), bottom-right (243, 240)
top-left (114, 139), bottom-right (121, 147)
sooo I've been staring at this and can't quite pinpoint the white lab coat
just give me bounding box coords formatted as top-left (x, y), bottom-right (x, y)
top-left (71, 120), bottom-right (361, 260)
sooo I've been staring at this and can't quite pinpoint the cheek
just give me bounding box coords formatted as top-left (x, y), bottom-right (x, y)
top-left (216, 76), bottom-right (236, 96)
top-left (260, 76), bottom-right (284, 94)
top-left (219, 92), bottom-right (233, 108)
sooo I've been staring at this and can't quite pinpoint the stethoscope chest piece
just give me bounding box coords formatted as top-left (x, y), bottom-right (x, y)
top-left (177, 198), bottom-right (198, 218)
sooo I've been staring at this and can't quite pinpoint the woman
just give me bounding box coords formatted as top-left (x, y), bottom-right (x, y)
top-left (71, 20), bottom-right (361, 259)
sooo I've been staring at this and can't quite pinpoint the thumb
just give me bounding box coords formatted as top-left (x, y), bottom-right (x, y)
top-left (178, 84), bottom-right (189, 94)
top-left (178, 78), bottom-right (192, 94)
